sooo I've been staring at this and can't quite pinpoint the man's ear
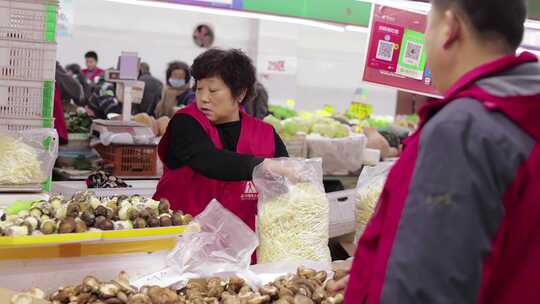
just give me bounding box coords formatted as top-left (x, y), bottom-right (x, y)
top-left (442, 9), bottom-right (462, 50)
top-left (236, 89), bottom-right (247, 104)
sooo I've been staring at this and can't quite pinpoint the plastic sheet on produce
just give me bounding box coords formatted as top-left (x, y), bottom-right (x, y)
top-left (306, 134), bottom-right (367, 176)
top-left (133, 199), bottom-right (260, 289)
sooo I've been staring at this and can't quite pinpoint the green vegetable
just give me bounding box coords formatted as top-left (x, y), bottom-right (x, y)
top-left (5, 200), bottom-right (35, 215)
top-left (269, 105), bottom-right (298, 120)
top-left (263, 115), bottom-right (282, 132)
top-left (65, 112), bottom-right (93, 134)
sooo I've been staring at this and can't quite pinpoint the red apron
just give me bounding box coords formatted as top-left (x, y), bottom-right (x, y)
top-left (153, 103), bottom-right (275, 232)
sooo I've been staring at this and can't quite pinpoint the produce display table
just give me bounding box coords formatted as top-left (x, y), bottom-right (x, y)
top-left (53, 168), bottom-right (161, 181)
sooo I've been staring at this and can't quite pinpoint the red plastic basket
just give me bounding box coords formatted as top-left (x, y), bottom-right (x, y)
top-left (94, 144), bottom-right (157, 177)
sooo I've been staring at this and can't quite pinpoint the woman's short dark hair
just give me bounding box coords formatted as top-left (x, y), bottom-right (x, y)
top-left (166, 61), bottom-right (191, 86)
top-left (66, 63), bottom-right (82, 75)
top-left (85, 51), bottom-right (98, 61)
top-left (431, 0), bottom-right (527, 49)
top-left (191, 48), bottom-right (256, 104)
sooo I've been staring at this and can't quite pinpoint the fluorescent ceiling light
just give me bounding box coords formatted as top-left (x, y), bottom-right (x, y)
top-left (103, 0), bottom-right (345, 32)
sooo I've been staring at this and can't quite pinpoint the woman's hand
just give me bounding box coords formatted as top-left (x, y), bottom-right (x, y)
top-left (261, 159), bottom-right (303, 183)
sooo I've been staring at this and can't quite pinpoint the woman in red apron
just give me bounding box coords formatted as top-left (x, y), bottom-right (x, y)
top-left (153, 48), bottom-right (289, 233)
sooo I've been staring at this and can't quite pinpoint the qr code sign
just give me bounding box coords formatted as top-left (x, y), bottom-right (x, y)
top-left (376, 40), bottom-right (394, 62)
top-left (403, 41), bottom-right (423, 66)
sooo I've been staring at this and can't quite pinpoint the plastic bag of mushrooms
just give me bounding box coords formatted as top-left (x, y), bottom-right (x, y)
top-left (11, 266), bottom-right (345, 304)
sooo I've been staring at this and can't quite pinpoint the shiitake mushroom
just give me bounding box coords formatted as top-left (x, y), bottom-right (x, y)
top-left (58, 218), bottom-right (77, 234)
top-left (159, 214), bottom-right (172, 227)
top-left (158, 198), bottom-right (171, 215)
top-left (132, 217), bottom-right (147, 229)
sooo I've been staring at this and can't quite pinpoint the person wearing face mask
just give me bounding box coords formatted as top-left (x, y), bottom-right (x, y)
top-left (154, 61), bottom-right (192, 118)
top-left (153, 49), bottom-right (293, 240)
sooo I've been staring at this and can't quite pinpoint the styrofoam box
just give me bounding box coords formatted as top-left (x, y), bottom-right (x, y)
top-left (327, 189), bottom-right (358, 238)
top-left (0, 0), bottom-right (59, 43)
top-left (52, 180), bottom-right (159, 199)
top-left (0, 40), bottom-right (57, 81)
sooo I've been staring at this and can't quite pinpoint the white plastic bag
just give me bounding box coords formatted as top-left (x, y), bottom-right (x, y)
top-left (0, 128), bottom-right (58, 186)
top-left (354, 161), bottom-right (394, 244)
top-left (307, 134), bottom-right (366, 175)
top-left (254, 158), bottom-right (331, 264)
top-left (158, 200), bottom-right (259, 285)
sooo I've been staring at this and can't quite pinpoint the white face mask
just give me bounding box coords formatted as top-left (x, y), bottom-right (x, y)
top-left (169, 78), bottom-right (186, 88)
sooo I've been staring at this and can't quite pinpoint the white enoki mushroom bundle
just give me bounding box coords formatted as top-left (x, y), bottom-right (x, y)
top-left (0, 134), bottom-right (44, 185)
top-left (257, 183), bottom-right (331, 263)
top-left (354, 179), bottom-right (385, 244)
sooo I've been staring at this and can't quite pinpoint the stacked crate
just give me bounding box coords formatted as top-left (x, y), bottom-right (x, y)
top-left (0, 0), bottom-right (59, 191)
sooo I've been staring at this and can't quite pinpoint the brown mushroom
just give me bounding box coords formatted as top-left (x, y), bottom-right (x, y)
top-left (81, 210), bottom-right (96, 227)
top-left (75, 219), bottom-right (88, 233)
top-left (132, 217), bottom-right (147, 229)
top-left (293, 294), bottom-right (314, 304)
top-left (158, 199), bottom-right (171, 214)
top-left (83, 276), bottom-right (101, 293)
top-left (58, 218), bottom-right (77, 234)
top-left (127, 293), bottom-right (152, 304)
top-left (66, 203), bottom-right (81, 218)
top-left (159, 214), bottom-right (172, 227)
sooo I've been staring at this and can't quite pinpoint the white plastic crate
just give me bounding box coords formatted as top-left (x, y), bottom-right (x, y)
top-left (0, 39), bottom-right (57, 81)
top-left (0, 117), bottom-right (53, 131)
top-left (0, 79), bottom-right (53, 119)
top-left (328, 189), bottom-right (357, 238)
top-left (0, 0), bottom-right (58, 43)
top-left (52, 180), bottom-right (159, 200)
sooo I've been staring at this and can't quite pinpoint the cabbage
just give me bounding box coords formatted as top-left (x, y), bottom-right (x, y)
top-left (0, 134), bottom-right (45, 185)
top-left (257, 183), bottom-right (331, 263)
top-left (263, 115), bottom-right (282, 132)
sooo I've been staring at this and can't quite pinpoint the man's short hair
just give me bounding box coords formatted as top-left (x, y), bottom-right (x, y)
top-left (85, 51), bottom-right (98, 61)
top-left (431, 0), bottom-right (527, 49)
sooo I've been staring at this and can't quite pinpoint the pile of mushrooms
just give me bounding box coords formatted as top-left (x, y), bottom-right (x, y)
top-left (256, 266), bottom-right (345, 304)
top-left (0, 192), bottom-right (192, 236)
top-left (11, 267), bottom-right (345, 304)
top-left (11, 272), bottom-right (180, 304)
top-left (176, 266), bottom-right (345, 304)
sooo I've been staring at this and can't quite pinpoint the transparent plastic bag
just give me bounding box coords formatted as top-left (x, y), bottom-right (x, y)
top-left (354, 161), bottom-right (394, 244)
top-left (155, 199), bottom-right (260, 288)
top-left (253, 158), bottom-right (331, 264)
top-left (306, 134), bottom-right (367, 175)
top-left (0, 129), bottom-right (58, 186)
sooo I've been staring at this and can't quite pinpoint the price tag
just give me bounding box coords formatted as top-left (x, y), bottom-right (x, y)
top-left (348, 102), bottom-right (373, 120)
top-left (286, 99), bottom-right (296, 110)
top-left (131, 267), bottom-right (184, 289)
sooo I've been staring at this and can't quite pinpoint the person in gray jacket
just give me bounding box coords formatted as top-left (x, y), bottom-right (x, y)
top-left (137, 62), bottom-right (163, 116)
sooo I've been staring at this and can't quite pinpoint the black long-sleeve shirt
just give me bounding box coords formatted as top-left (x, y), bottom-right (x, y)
top-left (165, 114), bottom-right (288, 181)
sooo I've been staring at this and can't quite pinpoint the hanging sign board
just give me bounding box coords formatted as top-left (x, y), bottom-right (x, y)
top-left (363, 5), bottom-right (441, 98)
